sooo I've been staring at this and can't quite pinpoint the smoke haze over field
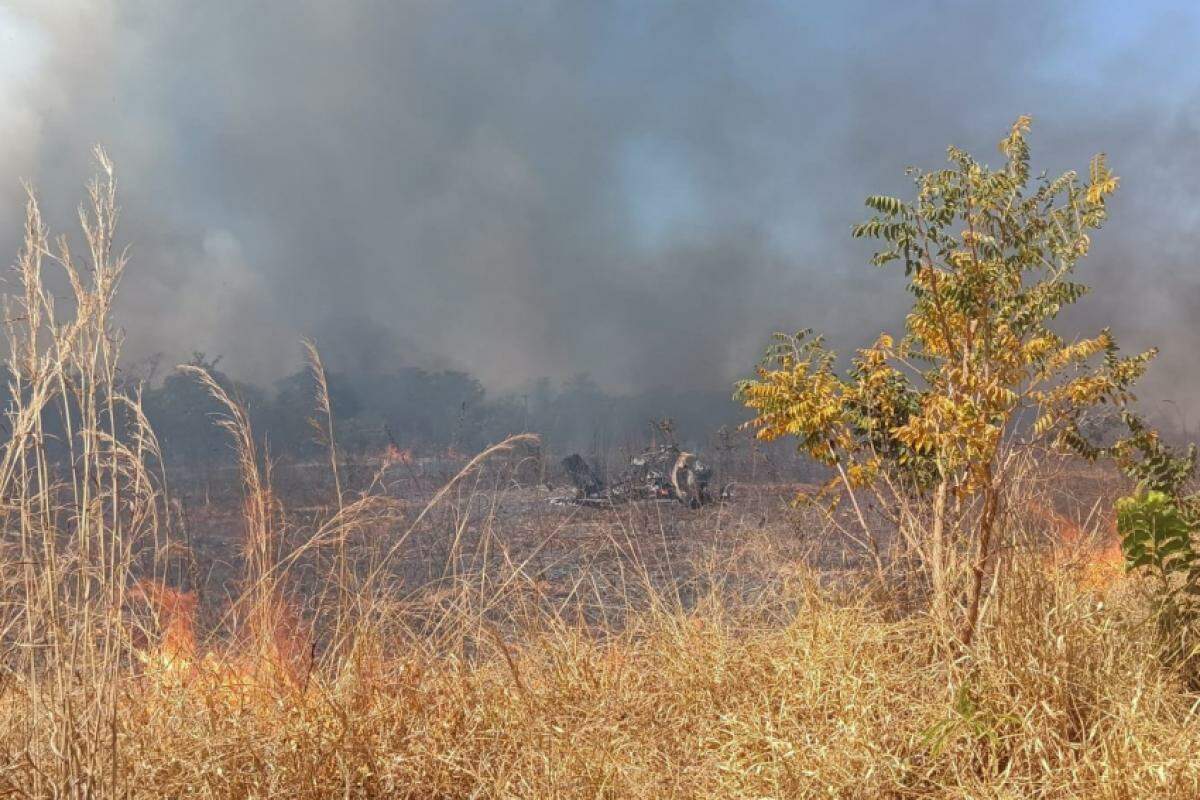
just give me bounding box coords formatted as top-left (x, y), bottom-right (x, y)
top-left (2, 2), bottom-right (1200, 418)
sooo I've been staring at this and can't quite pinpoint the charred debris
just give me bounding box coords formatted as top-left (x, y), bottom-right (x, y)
top-left (552, 444), bottom-right (726, 509)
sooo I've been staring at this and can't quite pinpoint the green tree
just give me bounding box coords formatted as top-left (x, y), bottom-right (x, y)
top-left (738, 118), bottom-right (1154, 644)
top-left (1102, 412), bottom-right (1200, 671)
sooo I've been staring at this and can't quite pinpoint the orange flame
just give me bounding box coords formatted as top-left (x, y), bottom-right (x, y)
top-left (135, 580), bottom-right (312, 702)
top-left (1076, 540), bottom-right (1125, 592)
top-left (134, 580), bottom-right (197, 679)
top-left (1031, 502), bottom-right (1125, 592)
top-left (383, 444), bottom-right (414, 465)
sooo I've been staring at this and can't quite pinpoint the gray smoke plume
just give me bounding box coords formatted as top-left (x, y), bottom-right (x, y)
top-left (1, 2), bottom-right (1198, 421)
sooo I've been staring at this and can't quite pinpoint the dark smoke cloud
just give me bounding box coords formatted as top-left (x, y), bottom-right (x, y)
top-left (1, 2), bottom-right (1198, 418)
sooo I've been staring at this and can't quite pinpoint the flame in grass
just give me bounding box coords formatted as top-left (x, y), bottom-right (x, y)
top-left (133, 581), bottom-right (198, 681)
top-left (1079, 541), bottom-right (1126, 590)
top-left (1031, 503), bottom-right (1126, 592)
top-left (135, 580), bottom-right (313, 704)
top-left (383, 444), bottom-right (414, 466)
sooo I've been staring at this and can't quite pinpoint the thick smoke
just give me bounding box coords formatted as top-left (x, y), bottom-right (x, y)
top-left (1, 2), bottom-right (1198, 421)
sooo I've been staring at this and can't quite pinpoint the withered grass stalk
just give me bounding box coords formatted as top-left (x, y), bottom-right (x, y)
top-left (0, 156), bottom-right (1195, 799)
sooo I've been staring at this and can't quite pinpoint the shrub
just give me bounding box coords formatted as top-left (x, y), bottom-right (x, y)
top-left (738, 118), bottom-right (1154, 643)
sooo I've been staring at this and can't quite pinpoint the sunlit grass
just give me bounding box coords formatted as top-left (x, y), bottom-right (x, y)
top-left (0, 156), bottom-right (1197, 799)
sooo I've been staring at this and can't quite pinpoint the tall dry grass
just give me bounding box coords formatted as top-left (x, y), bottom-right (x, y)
top-left (0, 157), bottom-right (1195, 799)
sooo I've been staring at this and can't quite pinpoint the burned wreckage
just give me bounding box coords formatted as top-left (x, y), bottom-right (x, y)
top-left (552, 445), bottom-right (721, 508)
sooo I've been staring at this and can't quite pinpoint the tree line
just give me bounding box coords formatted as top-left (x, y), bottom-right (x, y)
top-left (132, 353), bottom-right (745, 466)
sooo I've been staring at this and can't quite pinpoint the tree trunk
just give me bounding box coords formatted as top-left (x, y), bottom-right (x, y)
top-left (929, 477), bottom-right (950, 630)
top-left (959, 474), bottom-right (1000, 647)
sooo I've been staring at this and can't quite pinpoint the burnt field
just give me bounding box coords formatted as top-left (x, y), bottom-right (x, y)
top-left (162, 444), bottom-right (1121, 640)
top-left (5, 100), bottom-right (1200, 797)
top-left (163, 448), bottom-right (840, 631)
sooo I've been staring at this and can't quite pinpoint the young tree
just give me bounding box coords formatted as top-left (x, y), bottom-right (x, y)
top-left (1107, 413), bottom-right (1200, 668)
top-left (738, 117), bottom-right (1154, 644)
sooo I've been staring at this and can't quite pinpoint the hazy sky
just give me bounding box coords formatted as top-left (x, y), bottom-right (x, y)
top-left (1, 2), bottom-right (1198, 416)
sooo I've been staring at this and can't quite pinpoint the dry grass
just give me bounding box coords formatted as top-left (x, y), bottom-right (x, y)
top-left (4, 550), bottom-right (1198, 798)
top-left (0, 158), bottom-right (1198, 799)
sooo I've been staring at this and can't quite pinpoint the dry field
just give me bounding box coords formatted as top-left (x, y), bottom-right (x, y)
top-left (7, 436), bottom-right (1200, 799)
top-left (1, 156), bottom-right (1199, 800)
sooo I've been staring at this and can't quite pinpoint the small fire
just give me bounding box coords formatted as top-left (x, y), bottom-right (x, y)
top-left (134, 581), bottom-right (197, 680)
top-left (135, 580), bottom-right (312, 702)
top-left (383, 444), bottom-right (414, 465)
top-left (1075, 540), bottom-right (1126, 592)
top-left (1031, 502), bottom-right (1126, 592)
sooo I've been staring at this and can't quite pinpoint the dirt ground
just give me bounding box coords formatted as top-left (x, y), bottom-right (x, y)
top-left (164, 450), bottom-right (1124, 640)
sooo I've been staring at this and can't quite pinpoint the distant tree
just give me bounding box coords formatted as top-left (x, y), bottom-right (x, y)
top-left (267, 366), bottom-right (361, 459)
top-left (355, 368), bottom-right (486, 452)
top-left (739, 118), bottom-right (1152, 645)
top-left (144, 353), bottom-right (267, 464)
